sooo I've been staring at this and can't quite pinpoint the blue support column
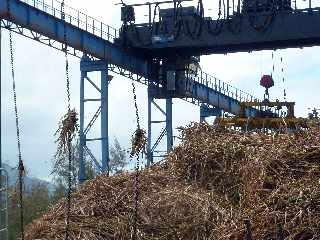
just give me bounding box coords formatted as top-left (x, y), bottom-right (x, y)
top-left (101, 67), bottom-right (109, 174)
top-left (79, 55), bottom-right (109, 183)
top-left (78, 70), bottom-right (86, 183)
top-left (147, 89), bottom-right (153, 166)
top-left (146, 93), bottom-right (172, 165)
top-left (166, 98), bottom-right (173, 152)
top-left (200, 104), bottom-right (222, 122)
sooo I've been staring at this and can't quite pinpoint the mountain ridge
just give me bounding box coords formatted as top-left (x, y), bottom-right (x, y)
top-left (1, 162), bottom-right (55, 192)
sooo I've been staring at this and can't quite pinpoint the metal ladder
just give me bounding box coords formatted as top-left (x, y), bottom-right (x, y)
top-left (0, 168), bottom-right (8, 240)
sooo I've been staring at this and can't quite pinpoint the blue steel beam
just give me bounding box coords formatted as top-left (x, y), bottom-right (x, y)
top-left (0, 0), bottom-right (260, 117)
top-left (150, 74), bottom-right (260, 116)
top-left (166, 98), bottom-right (173, 151)
top-left (200, 105), bottom-right (222, 122)
top-left (0, 0), bottom-right (148, 77)
top-left (100, 63), bottom-right (109, 173)
top-left (121, 6), bottom-right (320, 56)
top-left (187, 80), bottom-right (258, 117)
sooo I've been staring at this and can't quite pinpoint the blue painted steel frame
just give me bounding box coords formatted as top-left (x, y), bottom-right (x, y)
top-left (79, 56), bottom-right (109, 183)
top-left (122, 5), bottom-right (320, 55)
top-left (0, 0), bottom-right (265, 179)
top-left (0, 0), bottom-right (148, 76)
top-left (0, 0), bottom-right (260, 117)
top-left (166, 98), bottom-right (173, 152)
top-left (147, 90), bottom-right (173, 166)
top-left (200, 104), bottom-right (222, 122)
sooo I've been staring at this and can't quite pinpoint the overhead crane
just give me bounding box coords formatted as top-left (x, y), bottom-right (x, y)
top-left (121, 0), bottom-right (320, 55)
top-left (0, 0), bottom-right (261, 181)
top-left (1, 0), bottom-right (318, 182)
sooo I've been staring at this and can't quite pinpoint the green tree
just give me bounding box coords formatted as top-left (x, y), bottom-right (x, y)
top-left (8, 183), bottom-right (51, 240)
top-left (52, 141), bottom-right (95, 189)
top-left (50, 179), bottom-right (66, 203)
top-left (109, 137), bottom-right (128, 174)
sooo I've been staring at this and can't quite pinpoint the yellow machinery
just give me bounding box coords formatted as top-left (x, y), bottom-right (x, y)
top-left (215, 100), bottom-right (307, 130)
top-left (215, 75), bottom-right (308, 130)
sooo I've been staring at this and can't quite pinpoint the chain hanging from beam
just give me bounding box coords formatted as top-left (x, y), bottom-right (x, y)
top-left (130, 80), bottom-right (147, 240)
top-left (280, 55), bottom-right (287, 101)
top-left (7, 0), bottom-right (25, 239)
top-left (271, 51), bottom-right (275, 77)
top-left (131, 81), bottom-right (140, 240)
top-left (60, 1), bottom-right (74, 239)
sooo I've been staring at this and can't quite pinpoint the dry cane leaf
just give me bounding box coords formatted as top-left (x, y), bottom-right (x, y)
top-left (24, 122), bottom-right (320, 240)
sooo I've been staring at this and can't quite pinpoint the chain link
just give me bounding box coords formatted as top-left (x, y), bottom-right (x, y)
top-left (131, 81), bottom-right (140, 129)
top-left (61, 1), bottom-right (72, 240)
top-left (8, 0), bottom-right (25, 238)
top-left (271, 51), bottom-right (275, 77)
top-left (62, 0), bottom-right (71, 112)
top-left (132, 154), bottom-right (140, 240)
top-left (131, 80), bottom-right (141, 240)
top-left (280, 56), bottom-right (287, 101)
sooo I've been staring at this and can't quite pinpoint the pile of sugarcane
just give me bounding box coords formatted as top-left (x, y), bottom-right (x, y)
top-left (25, 122), bottom-right (320, 240)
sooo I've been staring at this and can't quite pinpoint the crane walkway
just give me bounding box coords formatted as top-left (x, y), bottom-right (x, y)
top-left (0, 0), bottom-right (260, 116)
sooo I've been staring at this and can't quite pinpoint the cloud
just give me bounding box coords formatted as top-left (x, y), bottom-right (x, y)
top-left (2, 0), bottom-right (319, 180)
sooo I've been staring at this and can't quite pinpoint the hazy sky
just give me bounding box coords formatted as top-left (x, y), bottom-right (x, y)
top-left (1, 0), bottom-right (319, 180)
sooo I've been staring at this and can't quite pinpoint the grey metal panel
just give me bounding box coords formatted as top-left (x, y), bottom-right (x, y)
top-left (123, 9), bottom-right (320, 55)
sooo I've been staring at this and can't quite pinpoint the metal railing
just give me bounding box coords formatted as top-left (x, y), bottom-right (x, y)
top-left (21, 0), bottom-right (119, 42)
top-left (199, 0), bottom-right (320, 20)
top-left (0, 168), bottom-right (9, 240)
top-left (19, 0), bottom-right (320, 44)
top-left (17, 0), bottom-right (259, 104)
top-left (188, 69), bottom-right (258, 103)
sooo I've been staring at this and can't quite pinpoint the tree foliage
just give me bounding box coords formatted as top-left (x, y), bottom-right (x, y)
top-left (8, 183), bottom-right (51, 240)
top-left (109, 137), bottom-right (128, 174)
top-left (52, 141), bottom-right (95, 189)
top-left (7, 137), bottom-right (127, 239)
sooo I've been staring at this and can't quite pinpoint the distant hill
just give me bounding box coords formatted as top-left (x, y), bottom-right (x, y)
top-left (1, 163), bottom-right (55, 193)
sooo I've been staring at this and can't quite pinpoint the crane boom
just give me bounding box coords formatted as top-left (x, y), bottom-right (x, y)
top-left (0, 0), bottom-right (148, 76)
top-left (0, 0), bottom-right (263, 117)
top-left (120, 2), bottom-right (320, 56)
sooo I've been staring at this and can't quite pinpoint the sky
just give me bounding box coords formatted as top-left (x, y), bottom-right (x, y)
top-left (1, 0), bottom-right (320, 181)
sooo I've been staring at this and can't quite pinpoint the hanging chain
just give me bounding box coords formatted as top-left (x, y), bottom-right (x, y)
top-left (61, 1), bottom-right (72, 240)
top-left (271, 51), bottom-right (275, 77)
top-left (131, 81), bottom-right (140, 129)
top-left (280, 55), bottom-right (287, 101)
top-left (62, 1), bottom-right (71, 112)
top-left (131, 81), bottom-right (141, 240)
top-left (8, 0), bottom-right (25, 238)
top-left (132, 153), bottom-right (140, 240)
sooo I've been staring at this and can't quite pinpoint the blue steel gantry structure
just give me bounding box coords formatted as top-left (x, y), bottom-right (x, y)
top-left (0, 0), bottom-right (319, 182)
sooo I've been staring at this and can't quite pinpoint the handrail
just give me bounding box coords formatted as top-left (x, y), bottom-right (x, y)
top-left (188, 69), bottom-right (259, 103)
top-left (16, 0), bottom-right (260, 106)
top-left (21, 0), bottom-right (119, 42)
